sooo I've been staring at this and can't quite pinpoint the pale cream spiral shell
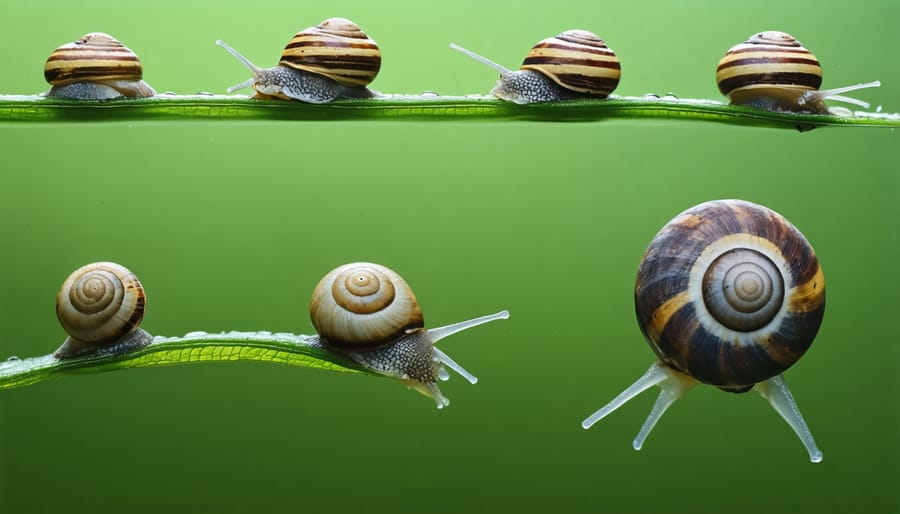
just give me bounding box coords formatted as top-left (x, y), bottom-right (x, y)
top-left (309, 262), bottom-right (424, 350)
top-left (56, 261), bottom-right (145, 346)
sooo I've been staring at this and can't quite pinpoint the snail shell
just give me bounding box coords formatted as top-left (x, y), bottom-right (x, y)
top-left (716, 31), bottom-right (879, 115)
top-left (310, 262), bottom-right (424, 351)
top-left (635, 199), bottom-right (825, 390)
top-left (450, 29), bottom-right (620, 104)
top-left (54, 262), bottom-right (151, 359)
top-left (583, 200), bottom-right (826, 462)
top-left (43, 32), bottom-right (156, 100)
top-left (309, 262), bottom-right (509, 408)
top-left (280, 17), bottom-right (381, 88)
top-left (216, 17), bottom-right (381, 103)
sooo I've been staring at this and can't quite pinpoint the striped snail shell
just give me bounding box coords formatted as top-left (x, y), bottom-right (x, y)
top-left (635, 199), bottom-right (825, 389)
top-left (309, 262), bottom-right (509, 408)
top-left (583, 200), bottom-right (826, 463)
top-left (43, 32), bottom-right (156, 100)
top-left (450, 29), bottom-right (620, 104)
top-left (716, 31), bottom-right (879, 115)
top-left (54, 262), bottom-right (152, 359)
top-left (216, 17), bottom-right (381, 103)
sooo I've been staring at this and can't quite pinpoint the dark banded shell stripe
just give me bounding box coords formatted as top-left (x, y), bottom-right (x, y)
top-left (44, 33), bottom-right (143, 85)
top-left (717, 31), bottom-right (822, 97)
top-left (520, 29), bottom-right (620, 96)
top-left (634, 200), bottom-right (825, 389)
top-left (279, 17), bottom-right (381, 87)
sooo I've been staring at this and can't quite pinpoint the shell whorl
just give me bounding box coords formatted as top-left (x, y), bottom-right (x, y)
top-left (520, 29), bottom-right (620, 97)
top-left (310, 262), bottom-right (424, 350)
top-left (279, 17), bottom-right (381, 87)
top-left (44, 32), bottom-right (145, 86)
top-left (56, 262), bottom-right (146, 346)
top-left (634, 200), bottom-right (825, 390)
top-left (716, 31), bottom-right (822, 104)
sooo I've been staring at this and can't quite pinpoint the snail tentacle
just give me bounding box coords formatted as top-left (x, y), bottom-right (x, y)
top-left (755, 375), bottom-right (823, 463)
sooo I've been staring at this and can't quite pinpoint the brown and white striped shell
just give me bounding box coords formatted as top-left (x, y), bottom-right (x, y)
top-left (55, 262), bottom-right (149, 358)
top-left (634, 199), bottom-right (825, 391)
top-left (310, 262), bottom-right (424, 351)
top-left (43, 32), bottom-right (155, 99)
top-left (280, 17), bottom-right (381, 88)
top-left (520, 29), bottom-right (620, 97)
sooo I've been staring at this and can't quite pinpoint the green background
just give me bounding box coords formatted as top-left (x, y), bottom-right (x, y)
top-left (1, 1), bottom-right (897, 512)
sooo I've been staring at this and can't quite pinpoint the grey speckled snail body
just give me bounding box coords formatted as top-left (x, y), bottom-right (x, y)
top-left (716, 31), bottom-right (879, 115)
top-left (450, 29), bottom-right (620, 104)
top-left (309, 262), bottom-right (509, 407)
top-left (216, 17), bottom-right (381, 103)
top-left (54, 262), bottom-right (153, 359)
top-left (582, 200), bottom-right (826, 462)
top-left (43, 32), bottom-right (156, 100)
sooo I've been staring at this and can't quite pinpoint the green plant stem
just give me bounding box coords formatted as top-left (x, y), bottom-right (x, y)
top-left (0, 331), bottom-right (366, 390)
top-left (1, 94), bottom-right (898, 128)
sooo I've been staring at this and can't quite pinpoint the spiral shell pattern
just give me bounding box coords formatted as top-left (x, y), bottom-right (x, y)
top-left (634, 200), bottom-right (825, 390)
top-left (280, 17), bottom-right (381, 87)
top-left (521, 29), bottom-right (620, 97)
top-left (56, 262), bottom-right (146, 346)
top-left (310, 262), bottom-right (424, 350)
top-left (716, 31), bottom-right (822, 103)
top-left (44, 32), bottom-right (145, 87)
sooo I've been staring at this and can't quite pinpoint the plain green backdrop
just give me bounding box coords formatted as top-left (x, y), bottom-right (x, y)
top-left (1, 1), bottom-right (898, 513)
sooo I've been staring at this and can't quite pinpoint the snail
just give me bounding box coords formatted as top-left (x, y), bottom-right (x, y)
top-left (582, 200), bottom-right (826, 463)
top-left (43, 32), bottom-right (156, 100)
top-left (216, 17), bottom-right (382, 103)
top-left (54, 262), bottom-right (152, 359)
top-left (716, 31), bottom-right (879, 114)
top-left (309, 262), bottom-right (509, 407)
top-left (450, 29), bottom-right (620, 104)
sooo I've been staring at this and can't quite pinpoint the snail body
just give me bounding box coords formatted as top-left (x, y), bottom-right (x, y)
top-left (217, 18), bottom-right (381, 103)
top-left (54, 262), bottom-right (152, 359)
top-left (716, 31), bottom-right (879, 114)
top-left (450, 29), bottom-right (620, 104)
top-left (310, 262), bottom-right (508, 407)
top-left (44, 32), bottom-right (155, 100)
top-left (582, 200), bottom-right (826, 462)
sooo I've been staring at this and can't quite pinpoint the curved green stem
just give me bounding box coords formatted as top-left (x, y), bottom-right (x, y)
top-left (1, 94), bottom-right (898, 128)
top-left (0, 331), bottom-right (366, 391)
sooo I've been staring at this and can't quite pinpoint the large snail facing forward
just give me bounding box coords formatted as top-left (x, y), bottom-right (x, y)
top-left (43, 32), bottom-right (156, 100)
top-left (54, 262), bottom-right (153, 359)
top-left (309, 262), bottom-right (509, 407)
top-left (217, 18), bottom-right (381, 103)
top-left (450, 29), bottom-right (620, 104)
top-left (582, 200), bottom-right (826, 462)
top-left (716, 31), bottom-right (879, 114)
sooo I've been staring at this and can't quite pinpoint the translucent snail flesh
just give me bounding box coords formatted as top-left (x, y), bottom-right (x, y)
top-left (309, 262), bottom-right (509, 407)
top-left (43, 32), bottom-right (156, 100)
top-left (54, 262), bottom-right (152, 359)
top-left (450, 29), bottom-right (620, 104)
top-left (216, 18), bottom-right (381, 103)
top-left (716, 31), bottom-right (879, 114)
top-left (582, 200), bottom-right (826, 462)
